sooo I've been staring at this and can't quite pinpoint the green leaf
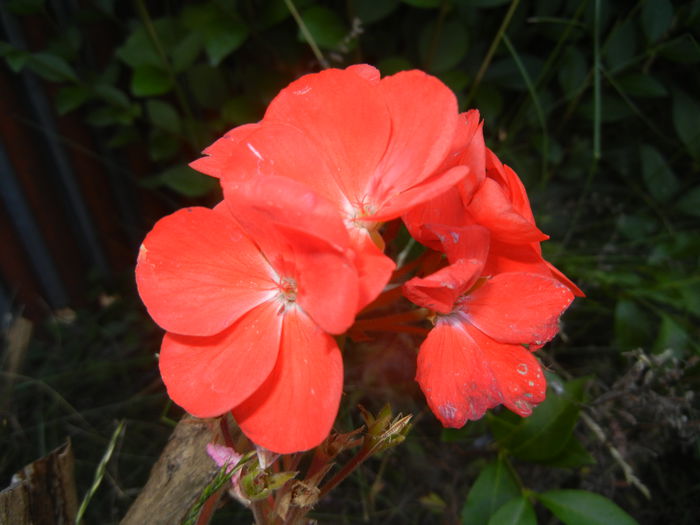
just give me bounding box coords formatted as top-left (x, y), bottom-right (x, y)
top-left (419, 19), bottom-right (469, 73)
top-left (148, 129), bottom-right (179, 162)
top-left (653, 314), bottom-right (689, 354)
top-left (558, 47), bottom-right (587, 97)
top-left (27, 52), bottom-right (78, 82)
top-left (94, 85), bottom-right (130, 108)
top-left (440, 70), bottom-right (470, 93)
top-left (55, 85), bottom-right (90, 115)
top-left (616, 73), bottom-right (667, 98)
top-left (204, 19), bottom-right (248, 66)
top-left (402, 0), bottom-right (441, 7)
top-left (0, 42), bottom-right (29, 71)
top-left (171, 33), bottom-right (203, 73)
top-left (657, 34), bottom-right (700, 63)
top-left (616, 213), bottom-right (658, 240)
top-left (5, 0), bottom-right (45, 15)
top-left (538, 490), bottom-right (639, 525)
top-left (487, 496), bottom-right (537, 525)
top-left (300, 6), bottom-right (348, 50)
top-left (222, 96), bottom-right (261, 125)
top-left (545, 434), bottom-right (596, 469)
top-left (672, 89), bottom-right (700, 156)
top-left (131, 65), bottom-right (172, 97)
top-left (354, 0), bottom-right (400, 24)
top-left (639, 144), bottom-right (680, 203)
top-left (378, 56), bottom-right (414, 75)
top-left (158, 165), bottom-right (218, 197)
top-left (186, 64), bottom-right (228, 109)
top-left (462, 0), bottom-right (512, 6)
top-left (488, 378), bottom-right (588, 463)
top-left (641, 0), bottom-right (674, 42)
top-left (146, 100), bottom-right (181, 135)
top-left (676, 186), bottom-right (700, 217)
top-left (614, 299), bottom-right (652, 350)
top-left (605, 19), bottom-right (637, 70)
top-left (461, 458), bottom-right (520, 525)
top-left (116, 24), bottom-right (162, 68)
top-left (473, 85), bottom-right (504, 123)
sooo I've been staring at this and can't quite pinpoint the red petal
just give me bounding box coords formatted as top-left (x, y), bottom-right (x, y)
top-left (467, 178), bottom-right (548, 244)
top-left (368, 165), bottom-right (469, 222)
top-left (403, 259), bottom-right (483, 313)
top-left (462, 272), bottom-right (574, 345)
top-left (402, 187), bottom-right (468, 250)
top-left (425, 224), bottom-right (490, 264)
top-left (264, 68), bottom-right (391, 205)
top-left (233, 308), bottom-right (343, 453)
top-left (454, 110), bottom-right (486, 204)
top-left (222, 175), bottom-right (351, 254)
top-left (350, 229), bottom-right (396, 310)
top-left (546, 260), bottom-right (585, 297)
top-left (190, 123), bottom-right (261, 179)
top-left (416, 318), bottom-right (547, 428)
top-left (136, 207), bottom-right (277, 336)
top-left (485, 241), bottom-right (549, 275)
top-left (223, 176), bottom-right (360, 333)
top-left (466, 325), bottom-right (547, 417)
top-left (347, 63), bottom-right (380, 82)
top-left (416, 320), bottom-right (502, 427)
top-left (370, 70), bottom-right (459, 200)
top-left (159, 301), bottom-right (282, 418)
top-left (219, 123), bottom-right (351, 212)
top-left (485, 149), bottom-right (536, 223)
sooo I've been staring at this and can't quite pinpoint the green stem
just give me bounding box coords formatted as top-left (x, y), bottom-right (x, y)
top-left (317, 446), bottom-right (372, 499)
top-left (284, 0), bottom-right (329, 69)
top-left (465, 0), bottom-right (521, 108)
top-left (502, 34), bottom-right (549, 184)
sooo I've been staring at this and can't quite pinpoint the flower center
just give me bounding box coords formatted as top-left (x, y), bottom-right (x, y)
top-left (277, 277), bottom-right (298, 303)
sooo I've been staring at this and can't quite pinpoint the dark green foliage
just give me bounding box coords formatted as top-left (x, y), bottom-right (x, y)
top-left (1, 0), bottom-right (699, 523)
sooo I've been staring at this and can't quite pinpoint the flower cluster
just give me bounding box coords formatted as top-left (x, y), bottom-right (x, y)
top-left (136, 65), bottom-right (581, 454)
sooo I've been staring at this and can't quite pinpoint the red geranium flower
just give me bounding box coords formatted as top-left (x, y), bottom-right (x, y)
top-left (403, 226), bottom-right (574, 427)
top-left (136, 176), bottom-right (360, 453)
top-left (191, 65), bottom-right (474, 308)
top-left (404, 147), bottom-right (584, 297)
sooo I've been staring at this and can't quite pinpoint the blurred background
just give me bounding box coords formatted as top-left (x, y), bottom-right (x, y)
top-left (1, 0), bottom-right (698, 523)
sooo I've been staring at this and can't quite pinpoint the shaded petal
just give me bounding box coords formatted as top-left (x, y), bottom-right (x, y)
top-left (159, 300), bottom-right (283, 418)
top-left (485, 241), bottom-right (549, 276)
top-left (350, 229), bottom-right (396, 310)
top-left (426, 224), bottom-right (490, 264)
top-left (467, 178), bottom-right (548, 244)
top-left (233, 308), bottom-right (343, 454)
top-left (462, 272), bottom-right (574, 345)
top-left (416, 317), bottom-right (547, 428)
top-left (403, 259), bottom-right (483, 313)
top-left (402, 187), bottom-right (468, 250)
top-left (136, 207), bottom-right (277, 336)
top-left (485, 149), bottom-right (536, 223)
top-left (368, 165), bottom-right (469, 222)
top-left (454, 110), bottom-right (486, 205)
top-left (264, 68), bottom-right (391, 204)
